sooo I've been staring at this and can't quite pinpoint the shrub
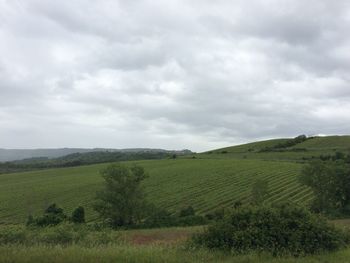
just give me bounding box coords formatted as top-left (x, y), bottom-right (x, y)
top-left (176, 215), bottom-right (207, 226)
top-left (179, 206), bottom-right (196, 217)
top-left (27, 203), bottom-right (67, 227)
top-left (0, 226), bottom-right (27, 245)
top-left (192, 204), bottom-right (350, 256)
top-left (205, 208), bottom-right (225, 221)
top-left (71, 206), bottom-right (85, 224)
top-left (39, 224), bottom-right (74, 245)
top-left (143, 208), bottom-right (177, 228)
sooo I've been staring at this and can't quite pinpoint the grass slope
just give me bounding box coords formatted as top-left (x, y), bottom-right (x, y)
top-left (0, 159), bottom-right (307, 224)
top-left (202, 135), bottom-right (350, 161)
top-left (1, 135), bottom-right (349, 224)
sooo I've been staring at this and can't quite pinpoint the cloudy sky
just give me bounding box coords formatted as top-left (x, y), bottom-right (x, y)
top-left (0, 0), bottom-right (350, 152)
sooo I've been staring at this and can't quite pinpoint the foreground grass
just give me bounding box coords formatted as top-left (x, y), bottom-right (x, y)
top-left (1, 245), bottom-right (350, 263)
top-left (1, 223), bottom-right (350, 262)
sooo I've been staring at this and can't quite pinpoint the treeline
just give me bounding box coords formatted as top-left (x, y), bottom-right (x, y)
top-left (0, 151), bottom-right (179, 174)
top-left (259, 134), bottom-right (310, 152)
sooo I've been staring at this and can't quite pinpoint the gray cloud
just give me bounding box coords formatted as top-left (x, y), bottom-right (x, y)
top-left (0, 0), bottom-right (350, 151)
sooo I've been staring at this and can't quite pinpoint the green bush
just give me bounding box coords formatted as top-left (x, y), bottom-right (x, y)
top-left (71, 206), bottom-right (85, 224)
top-left (27, 203), bottom-right (67, 227)
top-left (179, 206), bottom-right (196, 217)
top-left (176, 215), bottom-right (207, 226)
top-left (143, 208), bottom-right (177, 228)
top-left (192, 204), bottom-right (350, 256)
top-left (0, 224), bottom-right (121, 246)
top-left (0, 226), bottom-right (27, 245)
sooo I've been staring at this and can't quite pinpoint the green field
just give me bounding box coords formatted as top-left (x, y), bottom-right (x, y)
top-left (0, 159), bottom-right (307, 224)
top-left (1, 135), bottom-right (350, 224)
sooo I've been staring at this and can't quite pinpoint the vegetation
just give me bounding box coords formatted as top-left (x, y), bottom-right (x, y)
top-left (93, 164), bottom-right (148, 227)
top-left (193, 204), bottom-right (350, 255)
top-left (71, 206), bottom-right (85, 224)
top-left (259, 135), bottom-right (309, 152)
top-left (1, 223), bottom-right (350, 262)
top-left (0, 151), bottom-right (176, 174)
top-left (300, 160), bottom-right (350, 216)
top-left (27, 204), bottom-right (86, 227)
top-left (251, 179), bottom-right (269, 205)
top-left (2, 136), bottom-right (350, 262)
top-left (0, 159), bottom-right (306, 224)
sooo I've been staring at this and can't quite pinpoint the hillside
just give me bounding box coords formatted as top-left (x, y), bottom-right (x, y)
top-left (0, 159), bottom-right (308, 224)
top-left (0, 135), bottom-right (349, 224)
top-left (202, 135), bottom-right (350, 161)
top-left (0, 148), bottom-right (192, 162)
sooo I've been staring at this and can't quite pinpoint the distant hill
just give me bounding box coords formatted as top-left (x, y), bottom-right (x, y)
top-left (208, 135), bottom-right (350, 154)
top-left (0, 148), bottom-right (192, 162)
top-left (201, 135), bottom-right (350, 161)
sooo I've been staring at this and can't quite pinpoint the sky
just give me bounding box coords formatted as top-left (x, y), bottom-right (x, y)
top-left (0, 0), bottom-right (350, 152)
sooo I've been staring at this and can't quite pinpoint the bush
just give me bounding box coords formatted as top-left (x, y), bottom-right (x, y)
top-left (0, 226), bottom-right (27, 245)
top-left (192, 204), bottom-right (350, 256)
top-left (0, 224), bottom-right (121, 246)
top-left (176, 215), bottom-right (207, 226)
top-left (71, 206), bottom-right (85, 224)
top-left (179, 206), bottom-right (196, 217)
top-left (39, 224), bottom-right (75, 245)
top-left (27, 203), bottom-right (67, 227)
top-left (143, 208), bottom-right (177, 228)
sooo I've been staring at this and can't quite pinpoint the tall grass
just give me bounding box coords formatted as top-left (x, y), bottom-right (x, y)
top-left (1, 245), bottom-right (350, 263)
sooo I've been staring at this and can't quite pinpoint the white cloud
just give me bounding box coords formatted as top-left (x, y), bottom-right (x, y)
top-left (0, 0), bottom-right (350, 151)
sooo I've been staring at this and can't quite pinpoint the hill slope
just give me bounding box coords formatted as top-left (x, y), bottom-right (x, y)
top-left (202, 135), bottom-right (350, 161)
top-left (0, 159), bottom-right (308, 224)
top-left (1, 135), bottom-right (349, 224)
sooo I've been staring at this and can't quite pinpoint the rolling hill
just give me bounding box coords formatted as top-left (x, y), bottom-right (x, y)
top-left (0, 135), bottom-right (349, 224)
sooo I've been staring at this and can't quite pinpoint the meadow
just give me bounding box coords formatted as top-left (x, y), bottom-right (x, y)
top-left (0, 158), bottom-right (307, 224)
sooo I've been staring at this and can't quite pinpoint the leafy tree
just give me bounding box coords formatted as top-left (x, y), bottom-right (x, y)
top-left (300, 160), bottom-right (350, 215)
top-left (71, 206), bottom-right (85, 223)
top-left (251, 179), bottom-right (269, 205)
top-left (93, 164), bottom-right (148, 227)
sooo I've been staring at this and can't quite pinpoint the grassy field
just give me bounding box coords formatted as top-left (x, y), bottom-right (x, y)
top-left (1, 135), bottom-right (350, 224)
top-left (0, 159), bottom-right (307, 224)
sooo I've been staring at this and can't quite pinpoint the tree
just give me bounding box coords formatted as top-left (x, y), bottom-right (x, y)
top-left (251, 179), bottom-right (269, 205)
top-left (300, 160), bottom-right (350, 215)
top-left (93, 164), bottom-right (148, 227)
top-left (71, 206), bottom-right (85, 223)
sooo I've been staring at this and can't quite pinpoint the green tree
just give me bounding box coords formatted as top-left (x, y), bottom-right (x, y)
top-left (71, 206), bottom-right (85, 223)
top-left (251, 179), bottom-right (269, 205)
top-left (93, 164), bottom-right (148, 227)
top-left (300, 160), bottom-right (350, 214)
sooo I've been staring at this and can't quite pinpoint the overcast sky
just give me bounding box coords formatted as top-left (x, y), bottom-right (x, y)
top-left (0, 0), bottom-right (350, 152)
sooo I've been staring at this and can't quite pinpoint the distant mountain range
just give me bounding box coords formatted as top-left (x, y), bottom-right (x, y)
top-left (0, 148), bottom-right (193, 162)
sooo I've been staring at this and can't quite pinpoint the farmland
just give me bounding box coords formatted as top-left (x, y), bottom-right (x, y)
top-left (2, 135), bottom-right (350, 224)
top-left (0, 158), bottom-right (306, 224)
